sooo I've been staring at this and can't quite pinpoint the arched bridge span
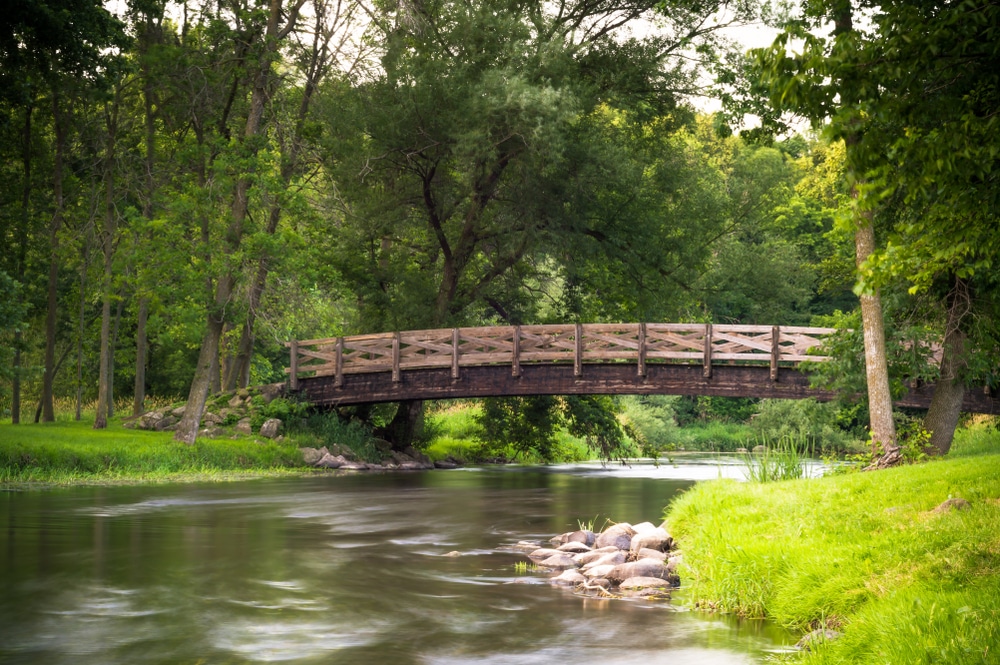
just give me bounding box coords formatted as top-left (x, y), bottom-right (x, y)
top-left (284, 323), bottom-right (998, 412)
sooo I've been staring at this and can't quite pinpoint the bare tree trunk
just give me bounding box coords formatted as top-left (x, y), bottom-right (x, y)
top-left (134, 297), bottom-right (149, 415)
top-left (925, 277), bottom-right (969, 456)
top-left (42, 89), bottom-right (67, 422)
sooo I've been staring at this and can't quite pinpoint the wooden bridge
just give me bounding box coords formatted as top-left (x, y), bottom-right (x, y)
top-left (285, 323), bottom-right (998, 412)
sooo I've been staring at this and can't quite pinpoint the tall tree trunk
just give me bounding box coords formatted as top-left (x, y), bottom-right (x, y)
top-left (95, 98), bottom-right (118, 430)
top-left (925, 276), bottom-right (969, 455)
top-left (134, 22), bottom-right (157, 417)
top-left (42, 89), bottom-right (67, 422)
top-left (106, 292), bottom-right (125, 418)
top-left (834, 0), bottom-right (896, 460)
top-left (174, 0), bottom-right (304, 444)
top-left (12, 101), bottom-right (33, 424)
top-left (854, 218), bottom-right (896, 454)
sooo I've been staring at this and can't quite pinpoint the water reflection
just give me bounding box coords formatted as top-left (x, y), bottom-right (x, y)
top-left (1, 461), bottom-right (796, 664)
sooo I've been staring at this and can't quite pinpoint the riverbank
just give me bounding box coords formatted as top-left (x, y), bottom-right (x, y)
top-left (664, 421), bottom-right (1000, 663)
top-left (0, 419), bottom-right (311, 485)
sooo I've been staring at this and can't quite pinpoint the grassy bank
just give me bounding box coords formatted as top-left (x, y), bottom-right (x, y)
top-left (0, 419), bottom-right (308, 485)
top-left (665, 420), bottom-right (1000, 663)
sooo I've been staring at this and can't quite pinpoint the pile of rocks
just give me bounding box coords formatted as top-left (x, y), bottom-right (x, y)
top-left (513, 520), bottom-right (681, 599)
top-left (299, 443), bottom-right (459, 472)
top-left (123, 383), bottom-right (286, 440)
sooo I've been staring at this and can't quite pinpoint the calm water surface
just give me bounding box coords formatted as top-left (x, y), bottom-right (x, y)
top-left (1, 459), bottom-right (795, 664)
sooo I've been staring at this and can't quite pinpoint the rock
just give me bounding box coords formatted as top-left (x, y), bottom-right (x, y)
top-left (583, 564), bottom-right (616, 579)
top-left (198, 426), bottom-right (225, 438)
top-left (539, 553), bottom-right (579, 570)
top-left (636, 548), bottom-right (667, 562)
top-left (580, 551), bottom-right (626, 571)
top-left (434, 460), bottom-right (460, 469)
top-left (171, 406), bottom-right (187, 418)
top-left (932, 497), bottom-right (971, 513)
top-left (203, 411), bottom-right (222, 425)
top-left (374, 439), bottom-right (393, 456)
top-left (403, 446), bottom-right (432, 466)
top-left (550, 533), bottom-right (570, 545)
top-left (259, 383), bottom-right (283, 404)
top-left (736, 447), bottom-right (748, 453)
top-left (796, 629), bottom-right (842, 651)
top-left (631, 521), bottom-right (658, 534)
top-left (259, 418), bottom-right (282, 439)
top-left (606, 558), bottom-right (679, 585)
top-left (122, 419), bottom-right (137, 429)
top-left (752, 445), bottom-right (767, 453)
top-left (630, 527), bottom-right (673, 553)
top-left (300, 447), bottom-right (329, 465)
top-left (138, 411), bottom-right (164, 430)
top-left (574, 546), bottom-right (622, 566)
top-left (511, 541), bottom-right (541, 552)
top-left (154, 415), bottom-right (178, 431)
top-left (583, 577), bottom-right (612, 589)
top-left (557, 542), bottom-right (591, 553)
top-left (228, 394), bottom-right (244, 408)
top-left (528, 548), bottom-right (563, 561)
top-left (367, 464), bottom-right (386, 471)
top-left (237, 388), bottom-right (250, 398)
top-left (338, 461), bottom-right (368, 470)
top-left (594, 523), bottom-right (636, 550)
top-left (315, 454), bottom-right (347, 469)
top-left (235, 418), bottom-right (253, 435)
top-left (619, 576), bottom-right (672, 590)
top-left (551, 570), bottom-right (586, 587)
top-left (444, 551), bottom-right (462, 557)
top-left (398, 461), bottom-right (431, 471)
top-left (566, 530), bottom-right (596, 547)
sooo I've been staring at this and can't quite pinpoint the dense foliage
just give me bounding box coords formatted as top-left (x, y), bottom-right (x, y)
top-left (0, 0), bottom-right (995, 457)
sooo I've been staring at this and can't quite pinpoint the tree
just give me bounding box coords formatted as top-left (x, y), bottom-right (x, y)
top-left (322, 0), bottom-right (755, 446)
top-left (173, 0), bottom-right (306, 444)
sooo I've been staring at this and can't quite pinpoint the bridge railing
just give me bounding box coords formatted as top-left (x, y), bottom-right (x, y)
top-left (285, 323), bottom-right (835, 390)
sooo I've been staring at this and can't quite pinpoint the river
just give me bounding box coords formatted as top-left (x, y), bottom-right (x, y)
top-left (1, 458), bottom-right (796, 664)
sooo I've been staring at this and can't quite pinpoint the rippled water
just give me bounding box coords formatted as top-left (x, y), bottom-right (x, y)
top-left (1, 458), bottom-right (795, 664)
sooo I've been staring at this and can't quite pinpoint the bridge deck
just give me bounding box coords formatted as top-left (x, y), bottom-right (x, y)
top-left (285, 323), bottom-right (998, 412)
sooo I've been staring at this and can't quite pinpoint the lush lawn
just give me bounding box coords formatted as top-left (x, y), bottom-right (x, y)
top-left (0, 419), bottom-right (308, 485)
top-left (665, 420), bottom-right (1000, 663)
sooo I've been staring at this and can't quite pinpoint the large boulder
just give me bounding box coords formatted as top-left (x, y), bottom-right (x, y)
top-left (619, 576), bottom-right (672, 590)
top-left (606, 558), bottom-right (679, 585)
top-left (539, 553), bottom-right (579, 570)
top-left (630, 527), bottom-right (673, 553)
top-left (301, 447), bottom-right (329, 465)
top-left (154, 415), bottom-right (178, 431)
top-left (582, 564), bottom-right (616, 579)
top-left (138, 411), bottom-right (164, 430)
top-left (528, 548), bottom-right (563, 561)
top-left (259, 418), bottom-right (282, 439)
top-left (235, 418), bottom-right (253, 435)
top-left (580, 550), bottom-right (626, 570)
top-left (551, 570), bottom-right (586, 587)
top-left (594, 523), bottom-right (636, 550)
top-left (316, 454), bottom-right (348, 469)
top-left (574, 546), bottom-right (622, 567)
top-left (557, 542), bottom-right (591, 554)
top-left (566, 530), bottom-right (596, 547)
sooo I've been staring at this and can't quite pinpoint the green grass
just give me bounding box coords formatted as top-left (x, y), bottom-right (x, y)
top-left (665, 423), bottom-right (1000, 663)
top-left (0, 419), bottom-right (308, 484)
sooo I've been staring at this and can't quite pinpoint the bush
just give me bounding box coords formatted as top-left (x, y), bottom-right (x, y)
top-left (750, 399), bottom-right (859, 454)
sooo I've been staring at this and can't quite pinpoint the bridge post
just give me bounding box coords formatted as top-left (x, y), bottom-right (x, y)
top-left (289, 340), bottom-right (299, 391)
top-left (638, 323), bottom-right (647, 377)
top-left (451, 328), bottom-right (460, 380)
top-left (574, 323), bottom-right (583, 377)
top-left (392, 332), bottom-right (401, 383)
top-left (512, 325), bottom-right (522, 377)
top-left (334, 337), bottom-right (344, 388)
top-left (770, 325), bottom-right (780, 381)
top-left (703, 323), bottom-right (713, 378)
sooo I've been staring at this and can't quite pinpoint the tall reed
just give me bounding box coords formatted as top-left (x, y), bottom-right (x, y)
top-left (740, 434), bottom-right (809, 482)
